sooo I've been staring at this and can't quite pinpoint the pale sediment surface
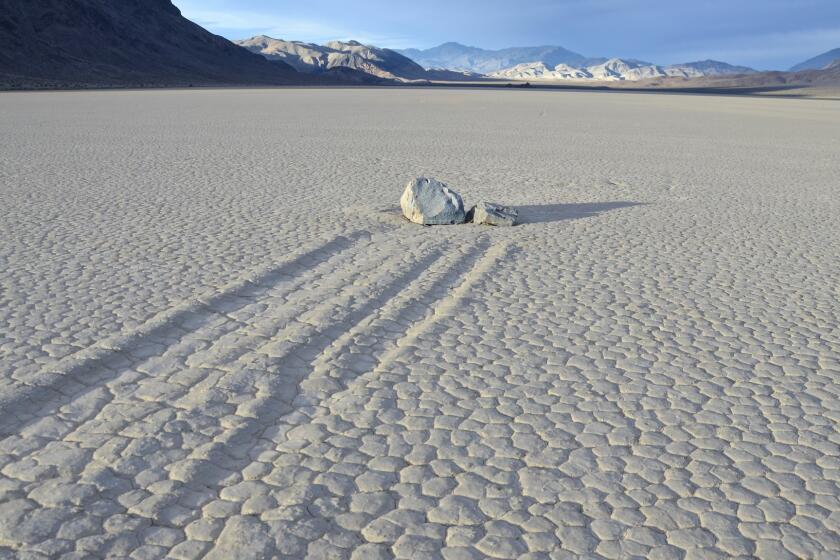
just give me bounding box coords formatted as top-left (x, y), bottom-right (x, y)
top-left (1, 87), bottom-right (839, 559)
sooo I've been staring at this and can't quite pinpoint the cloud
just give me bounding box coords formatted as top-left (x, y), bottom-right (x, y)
top-left (176, 4), bottom-right (413, 47)
top-left (179, 8), bottom-right (339, 38)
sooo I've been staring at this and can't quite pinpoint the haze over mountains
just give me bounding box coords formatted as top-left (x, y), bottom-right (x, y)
top-left (395, 41), bottom-right (839, 87)
top-left (394, 41), bottom-right (840, 89)
top-left (397, 43), bottom-right (604, 73)
top-left (397, 42), bottom-right (757, 81)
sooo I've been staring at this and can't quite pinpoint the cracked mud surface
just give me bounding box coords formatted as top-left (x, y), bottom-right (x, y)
top-left (1, 88), bottom-right (839, 559)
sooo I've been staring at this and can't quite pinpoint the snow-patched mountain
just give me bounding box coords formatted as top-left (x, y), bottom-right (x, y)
top-left (489, 58), bottom-right (754, 82)
top-left (587, 59), bottom-right (663, 81)
top-left (790, 48), bottom-right (840, 71)
top-left (489, 62), bottom-right (592, 80)
top-left (237, 36), bottom-right (471, 81)
top-left (397, 42), bottom-right (604, 74)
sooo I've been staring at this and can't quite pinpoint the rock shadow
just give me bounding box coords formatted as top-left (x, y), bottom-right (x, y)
top-left (517, 201), bottom-right (645, 224)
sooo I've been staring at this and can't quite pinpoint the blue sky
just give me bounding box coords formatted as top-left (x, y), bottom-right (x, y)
top-left (174, 0), bottom-right (840, 70)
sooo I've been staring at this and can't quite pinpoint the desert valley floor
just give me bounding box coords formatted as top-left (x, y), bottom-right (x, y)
top-left (1, 88), bottom-right (839, 559)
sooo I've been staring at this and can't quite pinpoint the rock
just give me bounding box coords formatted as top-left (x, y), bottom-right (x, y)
top-left (468, 202), bottom-right (518, 226)
top-left (400, 177), bottom-right (466, 225)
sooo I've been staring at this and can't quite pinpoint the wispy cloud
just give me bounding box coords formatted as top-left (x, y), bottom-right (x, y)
top-left (180, 8), bottom-right (338, 38)
top-left (178, 5), bottom-right (412, 48)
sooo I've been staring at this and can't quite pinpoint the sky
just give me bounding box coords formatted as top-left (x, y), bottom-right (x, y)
top-left (174, 0), bottom-right (840, 70)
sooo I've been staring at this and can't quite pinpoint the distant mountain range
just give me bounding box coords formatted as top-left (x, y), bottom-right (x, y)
top-left (396, 42), bottom-right (758, 81)
top-left (394, 42), bottom-right (840, 89)
top-left (0, 2), bottom-right (837, 92)
top-left (236, 36), bottom-right (477, 82)
top-left (790, 48), bottom-right (840, 71)
top-left (236, 38), bottom-right (760, 83)
top-left (397, 42), bottom-right (604, 73)
top-left (653, 60), bottom-right (840, 90)
top-left (0, 0), bottom-right (321, 88)
top-left (489, 58), bottom-right (756, 82)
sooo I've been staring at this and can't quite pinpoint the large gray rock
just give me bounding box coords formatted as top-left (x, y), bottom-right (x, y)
top-left (468, 202), bottom-right (518, 226)
top-left (400, 177), bottom-right (466, 225)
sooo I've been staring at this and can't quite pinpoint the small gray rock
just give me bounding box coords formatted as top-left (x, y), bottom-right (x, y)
top-left (400, 177), bottom-right (466, 225)
top-left (468, 202), bottom-right (518, 226)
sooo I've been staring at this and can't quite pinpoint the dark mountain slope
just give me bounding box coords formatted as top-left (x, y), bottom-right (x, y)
top-left (0, 0), bottom-right (313, 87)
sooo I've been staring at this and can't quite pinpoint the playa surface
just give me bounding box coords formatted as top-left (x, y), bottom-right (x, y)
top-left (1, 88), bottom-right (839, 559)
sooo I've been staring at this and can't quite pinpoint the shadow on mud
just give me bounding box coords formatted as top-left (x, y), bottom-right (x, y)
top-left (517, 201), bottom-right (646, 224)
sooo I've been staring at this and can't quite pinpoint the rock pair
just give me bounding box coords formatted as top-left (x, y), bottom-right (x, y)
top-left (400, 177), bottom-right (517, 226)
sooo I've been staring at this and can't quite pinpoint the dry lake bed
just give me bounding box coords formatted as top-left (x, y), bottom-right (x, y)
top-left (1, 88), bottom-right (839, 559)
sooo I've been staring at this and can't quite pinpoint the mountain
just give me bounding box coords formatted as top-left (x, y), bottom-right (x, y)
top-left (237, 36), bottom-right (426, 80)
top-left (790, 48), bottom-right (840, 71)
top-left (488, 62), bottom-right (592, 81)
top-left (671, 60), bottom-right (755, 76)
top-left (0, 0), bottom-right (314, 88)
top-left (397, 42), bottom-right (602, 74)
top-left (489, 58), bottom-right (755, 82)
top-left (618, 60), bottom-right (840, 93)
top-left (587, 59), bottom-right (664, 81)
top-left (238, 36), bottom-right (478, 82)
top-left (675, 62), bottom-right (840, 88)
